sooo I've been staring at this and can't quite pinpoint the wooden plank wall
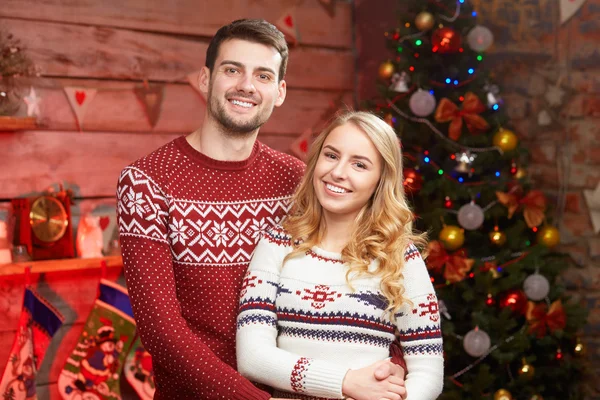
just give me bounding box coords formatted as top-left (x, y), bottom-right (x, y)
top-left (0, 1), bottom-right (355, 398)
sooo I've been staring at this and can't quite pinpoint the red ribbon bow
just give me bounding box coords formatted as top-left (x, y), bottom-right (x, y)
top-left (496, 189), bottom-right (547, 228)
top-left (426, 241), bottom-right (474, 283)
top-left (434, 92), bottom-right (490, 140)
top-left (526, 300), bottom-right (566, 338)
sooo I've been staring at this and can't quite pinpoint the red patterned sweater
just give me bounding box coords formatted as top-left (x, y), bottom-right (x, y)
top-left (116, 136), bottom-right (305, 400)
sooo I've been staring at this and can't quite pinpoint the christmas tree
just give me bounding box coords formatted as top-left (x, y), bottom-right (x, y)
top-left (0, 30), bottom-right (34, 116)
top-left (369, 1), bottom-right (588, 399)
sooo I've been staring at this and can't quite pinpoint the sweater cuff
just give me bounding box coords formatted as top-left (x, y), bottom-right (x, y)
top-left (231, 378), bottom-right (272, 400)
top-left (304, 361), bottom-right (348, 399)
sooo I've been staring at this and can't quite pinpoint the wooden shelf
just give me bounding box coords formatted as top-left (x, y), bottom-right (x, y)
top-left (0, 255), bottom-right (122, 276)
top-left (0, 116), bottom-right (38, 131)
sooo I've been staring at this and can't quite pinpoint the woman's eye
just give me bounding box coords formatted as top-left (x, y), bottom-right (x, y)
top-left (355, 162), bottom-right (367, 169)
top-left (324, 152), bottom-right (337, 159)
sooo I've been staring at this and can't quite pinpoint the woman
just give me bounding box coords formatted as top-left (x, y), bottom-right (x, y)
top-left (237, 111), bottom-right (443, 400)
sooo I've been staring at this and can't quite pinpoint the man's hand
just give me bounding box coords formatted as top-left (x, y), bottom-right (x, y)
top-left (342, 359), bottom-right (406, 400)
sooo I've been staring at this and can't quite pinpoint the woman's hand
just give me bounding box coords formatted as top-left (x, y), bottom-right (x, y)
top-left (342, 359), bottom-right (407, 400)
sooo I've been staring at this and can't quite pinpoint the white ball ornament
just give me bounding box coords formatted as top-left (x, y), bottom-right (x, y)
top-left (457, 202), bottom-right (485, 231)
top-left (523, 273), bottom-right (550, 301)
top-left (467, 25), bottom-right (494, 52)
top-left (463, 327), bottom-right (491, 357)
top-left (409, 89), bottom-right (437, 117)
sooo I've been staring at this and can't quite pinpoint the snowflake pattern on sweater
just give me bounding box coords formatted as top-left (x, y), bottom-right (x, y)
top-left (117, 137), bottom-right (304, 400)
top-left (237, 226), bottom-right (444, 400)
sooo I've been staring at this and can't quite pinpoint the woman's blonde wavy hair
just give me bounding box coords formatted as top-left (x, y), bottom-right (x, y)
top-left (282, 111), bottom-right (428, 318)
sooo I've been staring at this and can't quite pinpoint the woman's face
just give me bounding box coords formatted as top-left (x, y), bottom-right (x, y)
top-left (313, 122), bottom-right (382, 223)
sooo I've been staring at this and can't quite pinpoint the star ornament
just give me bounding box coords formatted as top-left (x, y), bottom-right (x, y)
top-left (23, 86), bottom-right (42, 117)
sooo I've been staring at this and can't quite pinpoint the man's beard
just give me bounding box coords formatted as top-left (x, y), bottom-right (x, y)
top-left (208, 87), bottom-right (271, 136)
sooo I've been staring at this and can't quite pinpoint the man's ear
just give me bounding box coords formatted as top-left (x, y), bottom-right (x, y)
top-left (198, 66), bottom-right (211, 97)
top-left (275, 79), bottom-right (287, 107)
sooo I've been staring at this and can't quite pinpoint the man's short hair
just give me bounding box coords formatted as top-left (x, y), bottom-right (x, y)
top-left (205, 19), bottom-right (289, 82)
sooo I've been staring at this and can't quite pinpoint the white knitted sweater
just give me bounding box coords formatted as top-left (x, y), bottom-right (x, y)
top-left (236, 226), bottom-right (444, 400)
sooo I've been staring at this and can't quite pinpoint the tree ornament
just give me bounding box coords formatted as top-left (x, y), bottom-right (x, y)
top-left (23, 86), bottom-right (42, 117)
top-left (537, 225), bottom-right (560, 248)
top-left (486, 293), bottom-right (496, 306)
top-left (378, 61), bottom-right (395, 80)
top-left (518, 358), bottom-right (535, 379)
top-left (510, 162), bottom-right (518, 175)
top-left (515, 167), bottom-right (527, 179)
top-left (499, 289), bottom-right (528, 315)
top-left (493, 128), bottom-right (519, 152)
top-left (431, 27), bottom-right (461, 54)
top-left (495, 189), bottom-right (546, 228)
top-left (454, 151), bottom-right (477, 173)
top-left (467, 25), bottom-right (494, 52)
top-left (438, 225), bottom-right (464, 250)
top-left (574, 338), bottom-right (585, 357)
top-left (390, 72), bottom-right (410, 93)
top-left (427, 241), bottom-right (474, 282)
top-left (444, 196), bottom-right (453, 209)
top-left (463, 327), bottom-right (491, 357)
top-left (434, 92), bottom-right (489, 141)
top-left (409, 89), bottom-right (437, 117)
top-left (484, 82), bottom-right (501, 109)
top-left (523, 273), bottom-right (550, 301)
top-left (457, 202), bottom-right (485, 230)
top-left (415, 11), bottom-right (435, 31)
top-left (494, 389), bottom-right (513, 400)
top-left (530, 395), bottom-right (543, 400)
top-left (489, 227), bottom-right (507, 246)
top-left (526, 300), bottom-right (566, 338)
top-left (403, 167), bottom-right (423, 194)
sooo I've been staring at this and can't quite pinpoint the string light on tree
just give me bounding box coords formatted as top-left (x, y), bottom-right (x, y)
top-left (574, 338), bottom-right (585, 357)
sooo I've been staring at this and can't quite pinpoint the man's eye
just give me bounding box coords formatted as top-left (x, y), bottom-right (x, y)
top-left (259, 74), bottom-right (271, 81)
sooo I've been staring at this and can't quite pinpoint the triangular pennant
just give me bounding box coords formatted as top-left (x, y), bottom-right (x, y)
top-left (64, 87), bottom-right (97, 130)
top-left (318, 0), bottom-right (337, 18)
top-left (275, 9), bottom-right (300, 46)
top-left (187, 70), bottom-right (207, 102)
top-left (560, 0), bottom-right (586, 24)
top-left (290, 128), bottom-right (314, 161)
top-left (134, 84), bottom-right (165, 128)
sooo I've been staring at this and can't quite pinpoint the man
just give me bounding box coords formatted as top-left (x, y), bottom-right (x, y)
top-left (117, 19), bottom-right (405, 400)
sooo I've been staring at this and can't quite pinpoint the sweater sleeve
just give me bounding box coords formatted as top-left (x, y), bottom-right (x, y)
top-left (236, 230), bottom-right (349, 399)
top-left (395, 244), bottom-right (444, 400)
top-left (117, 167), bottom-right (270, 400)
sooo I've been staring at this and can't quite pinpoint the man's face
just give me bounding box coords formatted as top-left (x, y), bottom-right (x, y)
top-left (202, 38), bottom-right (286, 135)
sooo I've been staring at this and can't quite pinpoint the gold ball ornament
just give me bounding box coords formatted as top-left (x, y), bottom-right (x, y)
top-left (489, 228), bottom-right (507, 246)
top-left (439, 225), bottom-right (465, 251)
top-left (537, 225), bottom-right (560, 248)
top-left (415, 11), bottom-right (435, 31)
top-left (378, 61), bottom-right (395, 80)
top-left (518, 358), bottom-right (535, 380)
top-left (493, 128), bottom-right (519, 152)
top-left (494, 389), bottom-right (513, 400)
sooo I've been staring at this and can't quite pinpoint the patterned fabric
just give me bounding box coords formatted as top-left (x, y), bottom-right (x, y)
top-left (117, 136), bottom-right (305, 400)
top-left (237, 226), bottom-right (444, 400)
top-left (58, 279), bottom-right (136, 400)
top-left (0, 288), bottom-right (64, 400)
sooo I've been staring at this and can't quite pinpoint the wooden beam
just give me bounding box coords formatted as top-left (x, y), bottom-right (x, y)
top-left (11, 78), bottom-right (353, 135)
top-left (0, 0), bottom-right (352, 49)
top-left (1, 18), bottom-right (353, 90)
top-left (0, 130), bottom-right (306, 198)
